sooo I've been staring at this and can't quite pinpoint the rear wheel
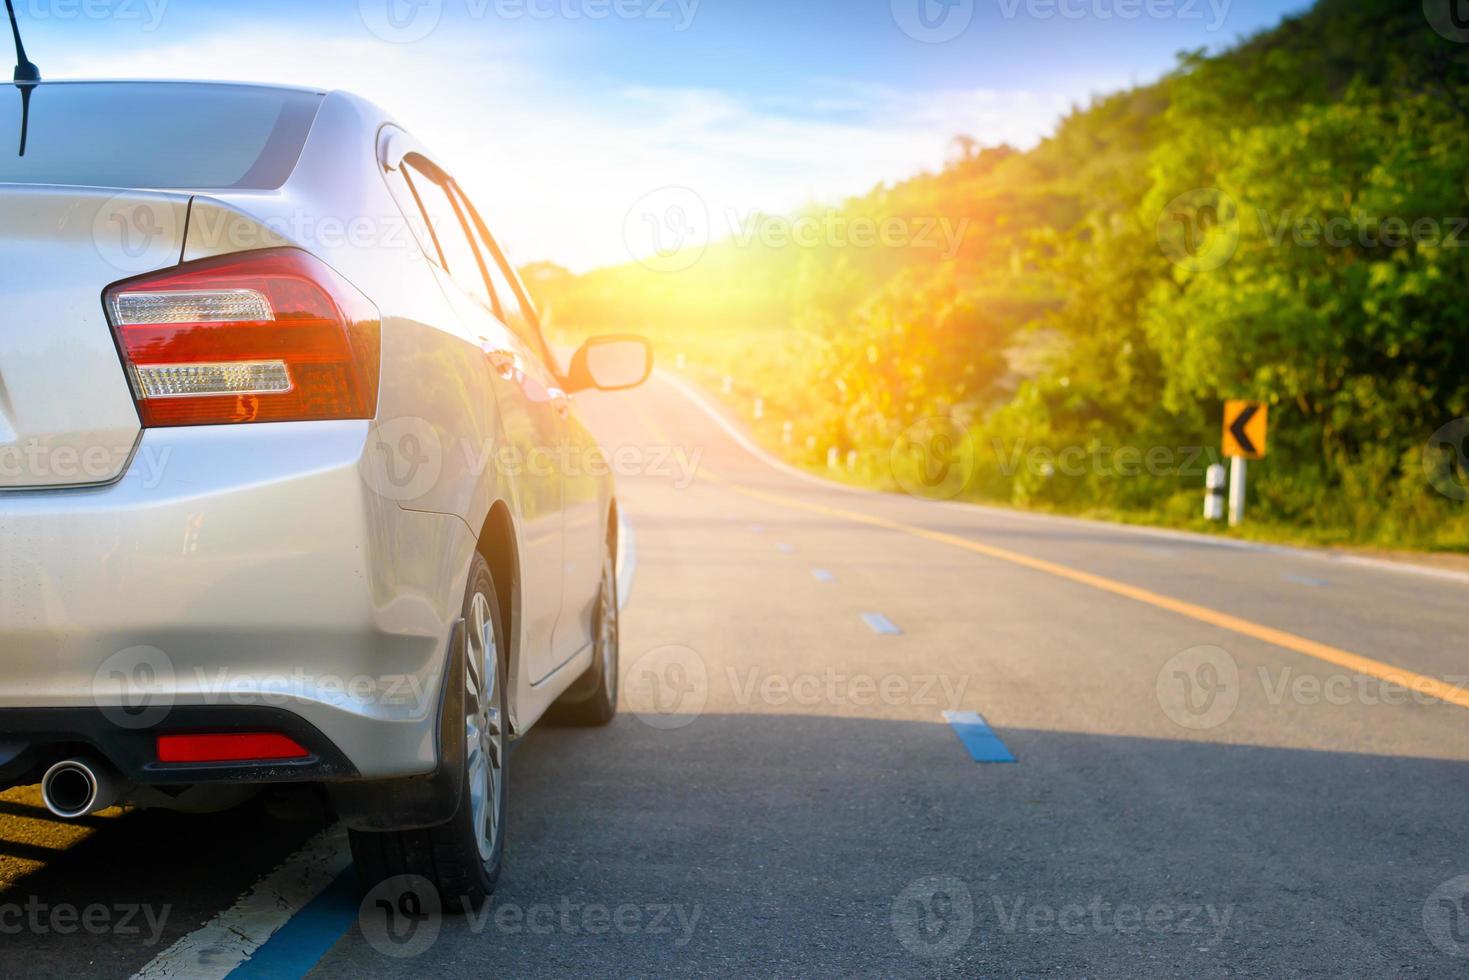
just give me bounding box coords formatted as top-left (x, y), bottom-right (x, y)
top-left (545, 546), bottom-right (619, 726)
top-left (349, 553), bottom-right (507, 910)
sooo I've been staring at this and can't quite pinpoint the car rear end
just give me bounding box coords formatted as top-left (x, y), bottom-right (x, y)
top-left (0, 82), bottom-right (460, 814)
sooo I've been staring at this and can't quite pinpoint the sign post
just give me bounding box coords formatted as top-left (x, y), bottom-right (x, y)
top-left (1221, 400), bottom-right (1268, 527)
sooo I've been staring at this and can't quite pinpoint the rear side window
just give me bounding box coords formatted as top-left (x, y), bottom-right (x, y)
top-left (401, 160), bottom-right (494, 311)
top-left (0, 82), bottom-right (321, 189)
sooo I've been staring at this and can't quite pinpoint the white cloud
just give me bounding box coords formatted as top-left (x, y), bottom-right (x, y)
top-left (46, 29), bottom-right (1077, 271)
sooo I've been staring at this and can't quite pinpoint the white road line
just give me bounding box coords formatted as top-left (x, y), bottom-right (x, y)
top-left (130, 825), bottom-right (350, 980)
top-left (776, 543), bottom-right (794, 554)
top-left (658, 371), bottom-right (1469, 586)
top-left (811, 569), bottom-right (835, 583)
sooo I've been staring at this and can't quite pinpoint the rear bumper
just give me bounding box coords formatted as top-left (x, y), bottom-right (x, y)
top-left (0, 420), bottom-right (475, 782)
top-left (0, 705), bottom-right (358, 788)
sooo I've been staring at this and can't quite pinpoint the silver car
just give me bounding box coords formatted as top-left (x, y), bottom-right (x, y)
top-left (0, 80), bottom-right (649, 906)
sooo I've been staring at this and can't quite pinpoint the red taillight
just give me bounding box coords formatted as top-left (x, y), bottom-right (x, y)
top-left (156, 732), bottom-right (311, 763)
top-left (104, 248), bottom-right (381, 426)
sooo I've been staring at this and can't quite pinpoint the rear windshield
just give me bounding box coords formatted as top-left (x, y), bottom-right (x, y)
top-left (0, 82), bottom-right (323, 190)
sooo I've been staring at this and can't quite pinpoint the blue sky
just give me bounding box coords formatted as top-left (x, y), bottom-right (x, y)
top-left (14, 0), bottom-right (1311, 269)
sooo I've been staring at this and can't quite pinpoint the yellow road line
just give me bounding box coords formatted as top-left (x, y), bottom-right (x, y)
top-left (628, 399), bottom-right (1469, 711)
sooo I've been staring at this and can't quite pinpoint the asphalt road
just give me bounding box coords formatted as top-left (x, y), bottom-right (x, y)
top-left (3, 373), bottom-right (1468, 978)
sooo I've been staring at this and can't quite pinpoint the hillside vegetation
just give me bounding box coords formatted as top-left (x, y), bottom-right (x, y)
top-left (526, 0), bottom-right (1469, 551)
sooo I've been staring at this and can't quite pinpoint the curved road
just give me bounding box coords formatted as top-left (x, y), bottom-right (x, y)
top-left (3, 373), bottom-right (1467, 977)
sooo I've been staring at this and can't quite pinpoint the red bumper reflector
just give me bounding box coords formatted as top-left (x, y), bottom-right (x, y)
top-left (157, 733), bottom-right (310, 763)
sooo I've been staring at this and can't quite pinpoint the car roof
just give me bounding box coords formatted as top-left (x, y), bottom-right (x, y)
top-left (31, 79), bottom-right (329, 97)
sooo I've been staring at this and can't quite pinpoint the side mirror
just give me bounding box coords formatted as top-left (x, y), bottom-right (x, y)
top-left (564, 335), bottom-right (652, 393)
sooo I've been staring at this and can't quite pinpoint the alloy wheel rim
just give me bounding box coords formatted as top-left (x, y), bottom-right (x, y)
top-left (465, 591), bottom-right (503, 863)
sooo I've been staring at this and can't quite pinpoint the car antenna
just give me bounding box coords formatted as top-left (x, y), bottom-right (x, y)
top-left (6, 0), bottom-right (39, 156)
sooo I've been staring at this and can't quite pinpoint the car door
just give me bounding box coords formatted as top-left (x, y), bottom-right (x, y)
top-left (454, 193), bottom-right (604, 667)
top-left (391, 152), bottom-right (568, 684)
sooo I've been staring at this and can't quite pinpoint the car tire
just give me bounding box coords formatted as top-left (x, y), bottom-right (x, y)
top-left (544, 546), bottom-right (619, 727)
top-left (349, 553), bottom-right (508, 910)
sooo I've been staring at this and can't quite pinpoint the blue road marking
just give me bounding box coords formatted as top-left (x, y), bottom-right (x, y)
top-left (227, 868), bottom-right (360, 979)
top-left (860, 612), bottom-right (902, 635)
top-left (811, 569), bottom-right (835, 583)
top-left (943, 711), bottom-right (1017, 763)
top-left (1282, 573), bottom-right (1330, 587)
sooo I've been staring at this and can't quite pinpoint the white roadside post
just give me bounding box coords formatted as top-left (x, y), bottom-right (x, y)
top-left (753, 398), bottom-right (764, 420)
top-left (1227, 457), bottom-right (1246, 526)
top-left (1204, 463), bottom-right (1226, 521)
top-left (721, 375), bottom-right (732, 395)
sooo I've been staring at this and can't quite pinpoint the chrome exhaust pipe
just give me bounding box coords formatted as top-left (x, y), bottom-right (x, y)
top-left (40, 757), bottom-right (124, 818)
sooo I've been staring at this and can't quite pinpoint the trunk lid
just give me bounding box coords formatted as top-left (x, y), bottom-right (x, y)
top-left (0, 187), bottom-right (189, 488)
